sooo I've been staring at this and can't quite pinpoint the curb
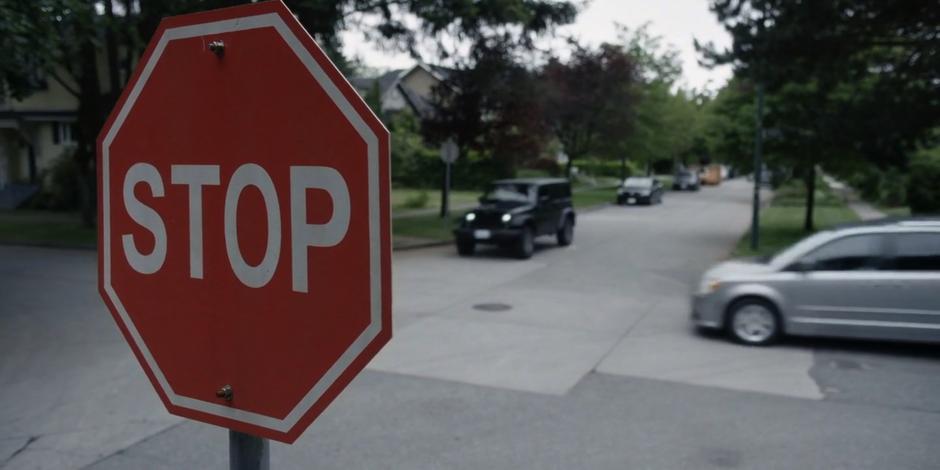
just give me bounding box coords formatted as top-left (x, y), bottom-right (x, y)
top-left (0, 239), bottom-right (96, 251)
top-left (392, 239), bottom-right (452, 251)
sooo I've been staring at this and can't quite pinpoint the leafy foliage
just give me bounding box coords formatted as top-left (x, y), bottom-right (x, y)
top-left (423, 38), bottom-right (552, 177)
top-left (908, 146), bottom-right (940, 215)
top-left (1, 0), bottom-right (579, 226)
top-left (701, 0), bottom-right (940, 229)
top-left (540, 42), bottom-right (638, 176)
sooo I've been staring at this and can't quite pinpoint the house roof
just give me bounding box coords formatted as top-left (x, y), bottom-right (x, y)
top-left (350, 63), bottom-right (454, 96)
top-left (349, 68), bottom-right (405, 96)
top-left (349, 63), bottom-right (455, 119)
top-left (397, 85), bottom-right (436, 119)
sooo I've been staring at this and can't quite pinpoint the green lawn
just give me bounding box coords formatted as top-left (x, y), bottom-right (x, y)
top-left (391, 188), bottom-right (480, 211)
top-left (572, 186), bottom-right (617, 209)
top-left (878, 205), bottom-right (911, 217)
top-left (0, 211), bottom-right (96, 247)
top-left (655, 174), bottom-right (674, 189)
top-left (393, 213), bottom-right (459, 241)
top-left (732, 183), bottom-right (859, 258)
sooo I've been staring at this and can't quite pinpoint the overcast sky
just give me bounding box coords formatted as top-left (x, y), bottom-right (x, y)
top-left (340, 0), bottom-right (733, 91)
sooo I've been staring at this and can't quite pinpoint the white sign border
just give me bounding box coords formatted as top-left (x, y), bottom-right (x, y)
top-left (102, 12), bottom-right (383, 434)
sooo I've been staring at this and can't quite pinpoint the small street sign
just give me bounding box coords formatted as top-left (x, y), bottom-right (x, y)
top-left (440, 139), bottom-right (459, 164)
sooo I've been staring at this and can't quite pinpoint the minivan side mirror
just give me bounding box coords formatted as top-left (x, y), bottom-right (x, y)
top-left (787, 259), bottom-right (815, 273)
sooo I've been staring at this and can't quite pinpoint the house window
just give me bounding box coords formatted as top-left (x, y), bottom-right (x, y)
top-left (53, 122), bottom-right (77, 145)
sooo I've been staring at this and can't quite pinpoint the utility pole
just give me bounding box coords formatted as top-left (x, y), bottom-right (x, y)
top-left (750, 83), bottom-right (764, 251)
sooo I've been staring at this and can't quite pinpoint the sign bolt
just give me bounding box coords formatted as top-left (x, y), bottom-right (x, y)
top-left (208, 39), bottom-right (225, 57)
top-left (216, 384), bottom-right (233, 402)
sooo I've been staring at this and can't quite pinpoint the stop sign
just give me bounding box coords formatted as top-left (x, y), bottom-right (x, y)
top-left (97, 1), bottom-right (390, 443)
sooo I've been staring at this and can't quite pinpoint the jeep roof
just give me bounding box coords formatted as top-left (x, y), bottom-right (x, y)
top-left (491, 178), bottom-right (570, 186)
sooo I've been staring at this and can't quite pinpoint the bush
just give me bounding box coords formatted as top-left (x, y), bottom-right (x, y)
top-left (846, 167), bottom-right (908, 207)
top-left (27, 150), bottom-right (82, 211)
top-left (401, 191), bottom-right (430, 209)
top-left (389, 112), bottom-right (507, 191)
top-left (847, 168), bottom-right (882, 202)
top-left (878, 168), bottom-right (907, 207)
top-left (576, 158), bottom-right (638, 179)
top-left (523, 157), bottom-right (561, 177)
top-left (908, 153), bottom-right (940, 215)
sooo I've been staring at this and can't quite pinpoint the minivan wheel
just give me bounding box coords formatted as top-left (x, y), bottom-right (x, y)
top-left (456, 238), bottom-right (475, 256)
top-left (556, 217), bottom-right (574, 246)
top-left (727, 298), bottom-right (780, 346)
top-left (515, 227), bottom-right (535, 259)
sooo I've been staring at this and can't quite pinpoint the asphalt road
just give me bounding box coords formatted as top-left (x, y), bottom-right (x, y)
top-left (2, 179), bottom-right (939, 470)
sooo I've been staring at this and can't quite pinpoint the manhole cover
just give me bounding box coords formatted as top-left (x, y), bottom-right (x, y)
top-left (472, 303), bottom-right (512, 312)
top-left (831, 358), bottom-right (863, 370)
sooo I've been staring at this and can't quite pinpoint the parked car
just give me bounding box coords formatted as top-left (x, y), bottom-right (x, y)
top-left (700, 164), bottom-right (722, 185)
top-left (617, 177), bottom-right (664, 205)
top-left (692, 219), bottom-right (940, 345)
top-left (672, 170), bottom-right (700, 191)
top-left (454, 178), bottom-right (576, 259)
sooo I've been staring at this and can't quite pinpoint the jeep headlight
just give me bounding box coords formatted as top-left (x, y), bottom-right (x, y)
top-left (501, 213), bottom-right (512, 223)
top-left (465, 212), bottom-right (476, 222)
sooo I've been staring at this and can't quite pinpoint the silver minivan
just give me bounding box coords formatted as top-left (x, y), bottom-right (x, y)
top-left (693, 219), bottom-right (940, 345)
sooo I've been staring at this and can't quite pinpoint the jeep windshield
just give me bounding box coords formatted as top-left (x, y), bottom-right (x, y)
top-left (622, 177), bottom-right (653, 191)
top-left (481, 184), bottom-right (533, 203)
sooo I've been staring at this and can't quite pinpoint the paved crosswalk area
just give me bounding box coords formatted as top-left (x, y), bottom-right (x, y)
top-left (374, 180), bottom-right (822, 400)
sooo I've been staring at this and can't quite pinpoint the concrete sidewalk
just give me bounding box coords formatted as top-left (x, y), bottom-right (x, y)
top-left (822, 174), bottom-right (886, 221)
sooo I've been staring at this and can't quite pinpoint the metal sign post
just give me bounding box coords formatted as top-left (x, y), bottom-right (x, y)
top-left (440, 139), bottom-right (459, 218)
top-left (230, 431), bottom-right (269, 470)
top-left (751, 83), bottom-right (764, 251)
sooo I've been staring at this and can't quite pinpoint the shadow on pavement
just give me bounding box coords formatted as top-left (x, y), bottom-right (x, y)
top-left (786, 335), bottom-right (940, 360)
top-left (692, 325), bottom-right (940, 360)
top-left (455, 239), bottom-right (567, 260)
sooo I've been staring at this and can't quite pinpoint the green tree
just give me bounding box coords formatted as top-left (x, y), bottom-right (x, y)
top-left (605, 25), bottom-right (703, 177)
top-left (540, 41), bottom-right (639, 177)
top-left (701, 0), bottom-right (940, 230)
top-left (1, 0), bottom-right (579, 226)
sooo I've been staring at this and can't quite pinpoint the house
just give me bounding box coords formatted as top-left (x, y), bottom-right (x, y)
top-left (0, 73), bottom-right (80, 208)
top-left (349, 63), bottom-right (450, 119)
top-left (0, 62), bottom-right (449, 209)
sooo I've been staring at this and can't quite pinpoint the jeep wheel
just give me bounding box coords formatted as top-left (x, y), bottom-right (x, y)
top-left (556, 216), bottom-right (574, 246)
top-left (514, 227), bottom-right (535, 259)
top-left (456, 239), bottom-right (475, 256)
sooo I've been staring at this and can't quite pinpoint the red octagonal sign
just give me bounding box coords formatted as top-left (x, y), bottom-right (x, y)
top-left (97, 1), bottom-right (391, 443)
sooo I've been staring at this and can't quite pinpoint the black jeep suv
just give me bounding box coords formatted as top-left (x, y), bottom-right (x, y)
top-left (454, 178), bottom-right (576, 259)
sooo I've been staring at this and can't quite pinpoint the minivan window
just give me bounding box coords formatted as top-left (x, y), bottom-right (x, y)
top-left (802, 234), bottom-right (885, 271)
top-left (891, 232), bottom-right (940, 271)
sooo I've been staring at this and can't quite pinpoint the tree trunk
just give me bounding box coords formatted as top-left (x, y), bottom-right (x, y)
top-left (104, 0), bottom-right (121, 103)
top-left (565, 157), bottom-right (574, 179)
top-left (75, 38), bottom-right (104, 228)
top-left (803, 164), bottom-right (816, 232)
top-left (620, 155), bottom-right (627, 182)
